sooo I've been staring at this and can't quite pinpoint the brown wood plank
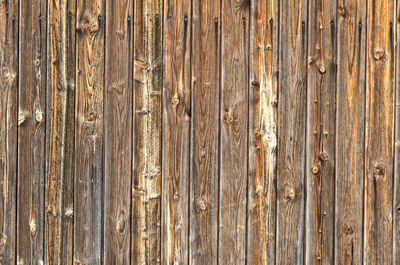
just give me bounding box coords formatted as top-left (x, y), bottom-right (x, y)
top-left (46, 0), bottom-right (76, 263)
top-left (219, 0), bottom-right (249, 264)
top-left (103, 0), bottom-right (133, 264)
top-left (162, 0), bottom-right (191, 264)
top-left (190, 0), bottom-right (220, 263)
top-left (276, 0), bottom-right (308, 264)
top-left (395, 1), bottom-right (400, 262)
top-left (0, 0), bottom-right (18, 264)
top-left (247, 0), bottom-right (279, 263)
top-left (335, 1), bottom-right (366, 264)
top-left (364, 0), bottom-right (395, 263)
top-left (74, 0), bottom-right (104, 264)
top-left (305, 0), bottom-right (336, 264)
top-left (132, 0), bottom-right (163, 264)
top-left (17, 0), bottom-right (46, 264)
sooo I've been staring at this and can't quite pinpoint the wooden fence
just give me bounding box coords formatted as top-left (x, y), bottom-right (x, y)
top-left (0, 0), bottom-right (399, 264)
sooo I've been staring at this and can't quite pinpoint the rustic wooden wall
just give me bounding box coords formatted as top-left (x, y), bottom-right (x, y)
top-left (0, 0), bottom-right (399, 264)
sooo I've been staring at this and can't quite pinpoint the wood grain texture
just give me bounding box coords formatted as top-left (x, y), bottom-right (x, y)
top-left (395, 1), bottom-right (400, 263)
top-left (190, 0), bottom-right (220, 263)
top-left (74, 0), bottom-right (104, 264)
top-left (162, 0), bottom-right (191, 264)
top-left (17, 0), bottom-right (46, 264)
top-left (46, 0), bottom-right (76, 263)
top-left (305, 0), bottom-right (336, 264)
top-left (219, 0), bottom-right (249, 264)
top-left (132, 0), bottom-right (163, 264)
top-left (247, 0), bottom-right (278, 263)
top-left (0, 0), bottom-right (18, 264)
top-left (365, 0), bottom-right (395, 263)
top-left (335, 1), bottom-right (366, 264)
top-left (276, 0), bottom-right (308, 264)
top-left (103, 0), bottom-right (133, 264)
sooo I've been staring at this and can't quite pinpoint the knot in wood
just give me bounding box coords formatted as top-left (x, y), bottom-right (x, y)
top-left (172, 94), bottom-right (180, 105)
top-left (253, 129), bottom-right (263, 138)
top-left (318, 152), bottom-right (329, 162)
top-left (318, 64), bottom-right (326, 74)
top-left (312, 165), bottom-right (320, 175)
top-left (373, 48), bottom-right (385, 60)
top-left (30, 219), bottom-right (36, 237)
top-left (35, 111), bottom-right (43, 123)
top-left (344, 225), bottom-right (353, 235)
top-left (224, 112), bottom-right (233, 123)
top-left (338, 6), bottom-right (346, 16)
top-left (115, 218), bottom-right (125, 233)
top-left (250, 80), bottom-right (259, 87)
top-left (88, 110), bottom-right (97, 121)
top-left (288, 189), bottom-right (295, 200)
top-left (196, 198), bottom-right (207, 211)
top-left (374, 164), bottom-right (385, 175)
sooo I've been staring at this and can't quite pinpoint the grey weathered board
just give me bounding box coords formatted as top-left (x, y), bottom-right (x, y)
top-left (0, 0), bottom-right (399, 264)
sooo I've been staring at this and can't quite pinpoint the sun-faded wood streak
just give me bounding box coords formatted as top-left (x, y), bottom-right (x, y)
top-left (17, 0), bottom-right (46, 264)
top-left (277, 0), bottom-right (308, 264)
top-left (104, 0), bottom-right (133, 264)
top-left (219, 0), bottom-right (249, 264)
top-left (162, 0), bottom-right (191, 264)
top-left (305, 0), bottom-right (336, 264)
top-left (335, 1), bottom-right (366, 264)
top-left (190, 0), bottom-right (220, 264)
top-left (247, 0), bottom-right (278, 263)
top-left (132, 0), bottom-right (163, 264)
top-left (365, 0), bottom-right (395, 264)
top-left (46, 0), bottom-right (75, 263)
top-left (74, 0), bottom-right (104, 264)
top-left (0, 0), bottom-right (18, 264)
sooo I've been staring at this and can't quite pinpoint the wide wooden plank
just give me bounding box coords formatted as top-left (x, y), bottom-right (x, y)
top-left (103, 1), bottom-right (133, 264)
top-left (219, 0), bottom-right (249, 263)
top-left (132, 0), bottom-right (163, 264)
top-left (276, 0), bottom-right (308, 264)
top-left (46, 0), bottom-right (76, 263)
top-left (364, 0), bottom-right (395, 263)
top-left (305, 0), bottom-right (336, 264)
top-left (0, 0), bottom-right (18, 264)
top-left (190, 0), bottom-right (220, 263)
top-left (335, 1), bottom-right (366, 264)
top-left (17, 0), bottom-right (46, 264)
top-left (247, 0), bottom-right (278, 263)
top-left (162, 0), bottom-right (191, 264)
top-left (74, 0), bottom-right (104, 264)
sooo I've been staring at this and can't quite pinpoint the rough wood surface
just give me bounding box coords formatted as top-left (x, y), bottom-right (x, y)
top-left (46, 0), bottom-right (76, 263)
top-left (17, 0), bottom-right (46, 264)
top-left (103, 0), bottom-right (133, 264)
top-left (335, 1), bottom-right (366, 264)
top-left (219, 0), bottom-right (249, 264)
top-left (364, 0), bottom-right (395, 263)
top-left (305, 0), bottom-right (336, 264)
top-left (395, 1), bottom-right (400, 263)
top-left (190, 0), bottom-right (220, 264)
top-left (276, 0), bottom-right (308, 264)
top-left (162, 0), bottom-right (191, 264)
top-left (0, 0), bottom-right (18, 264)
top-left (74, 0), bottom-right (104, 264)
top-left (247, 0), bottom-right (278, 263)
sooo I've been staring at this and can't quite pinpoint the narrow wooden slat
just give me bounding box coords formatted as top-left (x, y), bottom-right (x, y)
top-left (162, 0), bottom-right (191, 263)
top-left (276, 0), bottom-right (308, 264)
top-left (74, 0), bottom-right (104, 264)
top-left (335, 1), bottom-right (366, 264)
top-left (103, 0), bottom-right (133, 263)
top-left (190, 0), bottom-right (220, 263)
top-left (305, 0), bottom-right (336, 264)
top-left (219, 0), bottom-right (249, 263)
top-left (132, 0), bottom-right (163, 264)
top-left (0, 0), bottom-right (18, 264)
top-left (364, 0), bottom-right (395, 263)
top-left (247, 0), bottom-right (278, 263)
top-left (395, 1), bottom-right (400, 262)
top-left (46, 0), bottom-right (76, 263)
top-left (17, 0), bottom-right (46, 264)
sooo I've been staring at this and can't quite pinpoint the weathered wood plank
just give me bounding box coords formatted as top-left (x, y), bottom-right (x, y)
top-left (305, 0), bottom-right (336, 264)
top-left (103, 0), bottom-right (133, 264)
top-left (17, 0), bottom-right (46, 264)
top-left (74, 0), bottom-right (104, 264)
top-left (364, 0), bottom-right (395, 263)
top-left (395, 1), bottom-right (400, 262)
top-left (46, 0), bottom-right (76, 263)
top-left (132, 0), bottom-right (163, 264)
top-left (0, 0), bottom-right (18, 264)
top-left (276, 0), bottom-right (308, 264)
top-left (335, 1), bottom-right (366, 264)
top-left (190, 0), bottom-right (220, 263)
top-left (247, 0), bottom-right (278, 263)
top-left (219, 0), bottom-right (249, 263)
top-left (162, 0), bottom-right (191, 264)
